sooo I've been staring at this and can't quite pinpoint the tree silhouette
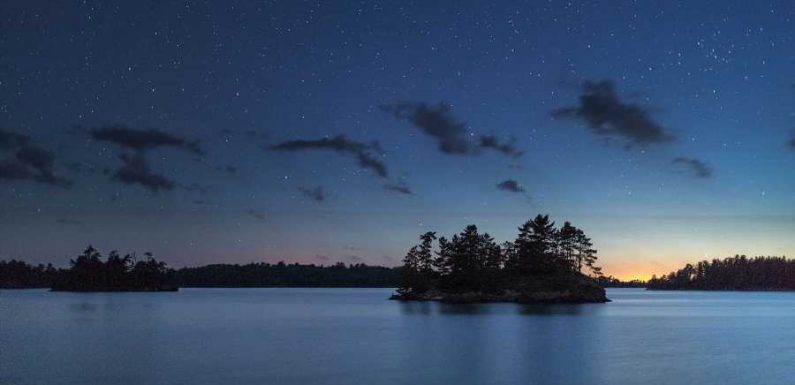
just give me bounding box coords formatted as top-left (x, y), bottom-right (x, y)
top-left (395, 214), bottom-right (607, 302)
top-left (648, 255), bottom-right (795, 290)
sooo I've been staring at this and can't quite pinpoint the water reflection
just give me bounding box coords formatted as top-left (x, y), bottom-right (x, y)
top-left (398, 300), bottom-right (594, 316)
top-left (4, 288), bottom-right (795, 385)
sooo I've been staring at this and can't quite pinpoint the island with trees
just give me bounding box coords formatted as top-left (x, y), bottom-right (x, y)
top-left (647, 255), bottom-right (795, 291)
top-left (50, 246), bottom-right (177, 292)
top-left (391, 214), bottom-right (608, 304)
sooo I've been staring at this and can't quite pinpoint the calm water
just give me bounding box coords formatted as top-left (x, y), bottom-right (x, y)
top-left (2, 288), bottom-right (795, 385)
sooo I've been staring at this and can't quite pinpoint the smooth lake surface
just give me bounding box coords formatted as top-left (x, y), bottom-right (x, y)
top-left (3, 288), bottom-right (795, 385)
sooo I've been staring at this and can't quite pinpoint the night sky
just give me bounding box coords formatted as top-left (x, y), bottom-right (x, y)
top-left (2, 1), bottom-right (794, 280)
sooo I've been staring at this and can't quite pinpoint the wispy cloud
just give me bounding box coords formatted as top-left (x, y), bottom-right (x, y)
top-left (552, 80), bottom-right (674, 147)
top-left (479, 135), bottom-right (522, 158)
top-left (672, 157), bottom-right (713, 178)
top-left (298, 186), bottom-right (327, 202)
top-left (380, 101), bottom-right (520, 157)
top-left (383, 182), bottom-right (413, 195)
top-left (496, 179), bottom-right (526, 193)
top-left (89, 125), bottom-right (203, 155)
top-left (270, 135), bottom-right (388, 178)
top-left (113, 153), bottom-right (174, 192)
top-left (246, 209), bottom-right (266, 220)
top-left (0, 129), bottom-right (72, 187)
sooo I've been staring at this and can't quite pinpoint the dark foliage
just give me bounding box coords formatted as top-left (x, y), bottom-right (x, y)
top-left (647, 255), bottom-right (795, 291)
top-left (395, 214), bottom-right (606, 302)
top-left (175, 262), bottom-right (400, 288)
top-left (596, 275), bottom-right (646, 288)
top-left (0, 260), bottom-right (59, 288)
top-left (50, 246), bottom-right (177, 291)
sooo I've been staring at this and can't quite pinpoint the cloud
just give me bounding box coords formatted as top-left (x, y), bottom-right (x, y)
top-left (246, 209), bottom-right (266, 220)
top-left (89, 125), bottom-right (203, 155)
top-left (552, 80), bottom-right (674, 147)
top-left (348, 255), bottom-right (362, 263)
top-left (496, 179), bottom-right (526, 193)
top-left (380, 101), bottom-right (521, 157)
top-left (383, 182), bottom-right (413, 195)
top-left (0, 129), bottom-right (71, 187)
top-left (270, 135), bottom-right (388, 178)
top-left (225, 165), bottom-right (237, 174)
top-left (479, 135), bottom-right (522, 158)
top-left (381, 102), bottom-right (472, 154)
top-left (86, 125), bottom-right (204, 191)
top-left (112, 152), bottom-right (174, 192)
top-left (298, 186), bottom-right (327, 202)
top-left (672, 157), bottom-right (713, 178)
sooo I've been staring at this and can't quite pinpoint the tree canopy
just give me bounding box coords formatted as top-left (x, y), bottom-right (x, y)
top-left (395, 214), bottom-right (606, 303)
top-left (648, 255), bottom-right (795, 290)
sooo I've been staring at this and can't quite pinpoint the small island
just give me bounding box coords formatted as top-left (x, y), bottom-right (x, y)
top-left (647, 255), bottom-right (795, 291)
top-left (391, 214), bottom-right (608, 304)
top-left (51, 246), bottom-right (177, 292)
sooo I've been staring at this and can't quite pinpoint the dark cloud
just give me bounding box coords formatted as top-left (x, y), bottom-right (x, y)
top-left (496, 179), bottom-right (526, 193)
top-left (246, 209), bottom-right (266, 220)
top-left (672, 157), bottom-right (713, 178)
top-left (552, 80), bottom-right (674, 147)
top-left (270, 135), bottom-right (388, 178)
top-left (380, 102), bottom-right (472, 154)
top-left (298, 186), bottom-right (327, 202)
top-left (0, 129), bottom-right (71, 187)
top-left (381, 101), bottom-right (521, 157)
top-left (89, 125), bottom-right (203, 155)
top-left (112, 152), bottom-right (175, 192)
top-left (383, 182), bottom-right (413, 195)
top-left (479, 135), bottom-right (522, 158)
top-left (0, 130), bottom-right (29, 149)
top-left (225, 165), bottom-right (237, 174)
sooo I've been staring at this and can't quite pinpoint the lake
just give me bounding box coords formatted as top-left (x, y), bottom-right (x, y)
top-left (2, 288), bottom-right (795, 385)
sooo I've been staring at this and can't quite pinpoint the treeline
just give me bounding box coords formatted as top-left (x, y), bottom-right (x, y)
top-left (0, 246), bottom-right (176, 291)
top-left (596, 275), bottom-right (646, 288)
top-left (0, 260), bottom-right (59, 288)
top-left (397, 214), bottom-right (602, 297)
top-left (0, 248), bottom-right (401, 289)
top-left (175, 262), bottom-right (399, 287)
top-left (648, 255), bottom-right (795, 290)
top-left (52, 246), bottom-right (176, 291)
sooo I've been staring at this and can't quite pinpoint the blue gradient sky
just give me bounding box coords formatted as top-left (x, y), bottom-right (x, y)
top-left (2, 0), bottom-right (794, 279)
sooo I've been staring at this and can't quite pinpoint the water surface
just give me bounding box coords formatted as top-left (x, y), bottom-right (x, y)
top-left (2, 288), bottom-right (795, 385)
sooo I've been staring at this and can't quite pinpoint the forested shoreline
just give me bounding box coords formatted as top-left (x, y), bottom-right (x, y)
top-left (648, 255), bottom-right (795, 291)
top-left (0, 248), bottom-right (401, 290)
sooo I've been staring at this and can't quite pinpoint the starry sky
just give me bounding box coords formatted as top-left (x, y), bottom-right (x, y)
top-left (2, 0), bottom-right (794, 280)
